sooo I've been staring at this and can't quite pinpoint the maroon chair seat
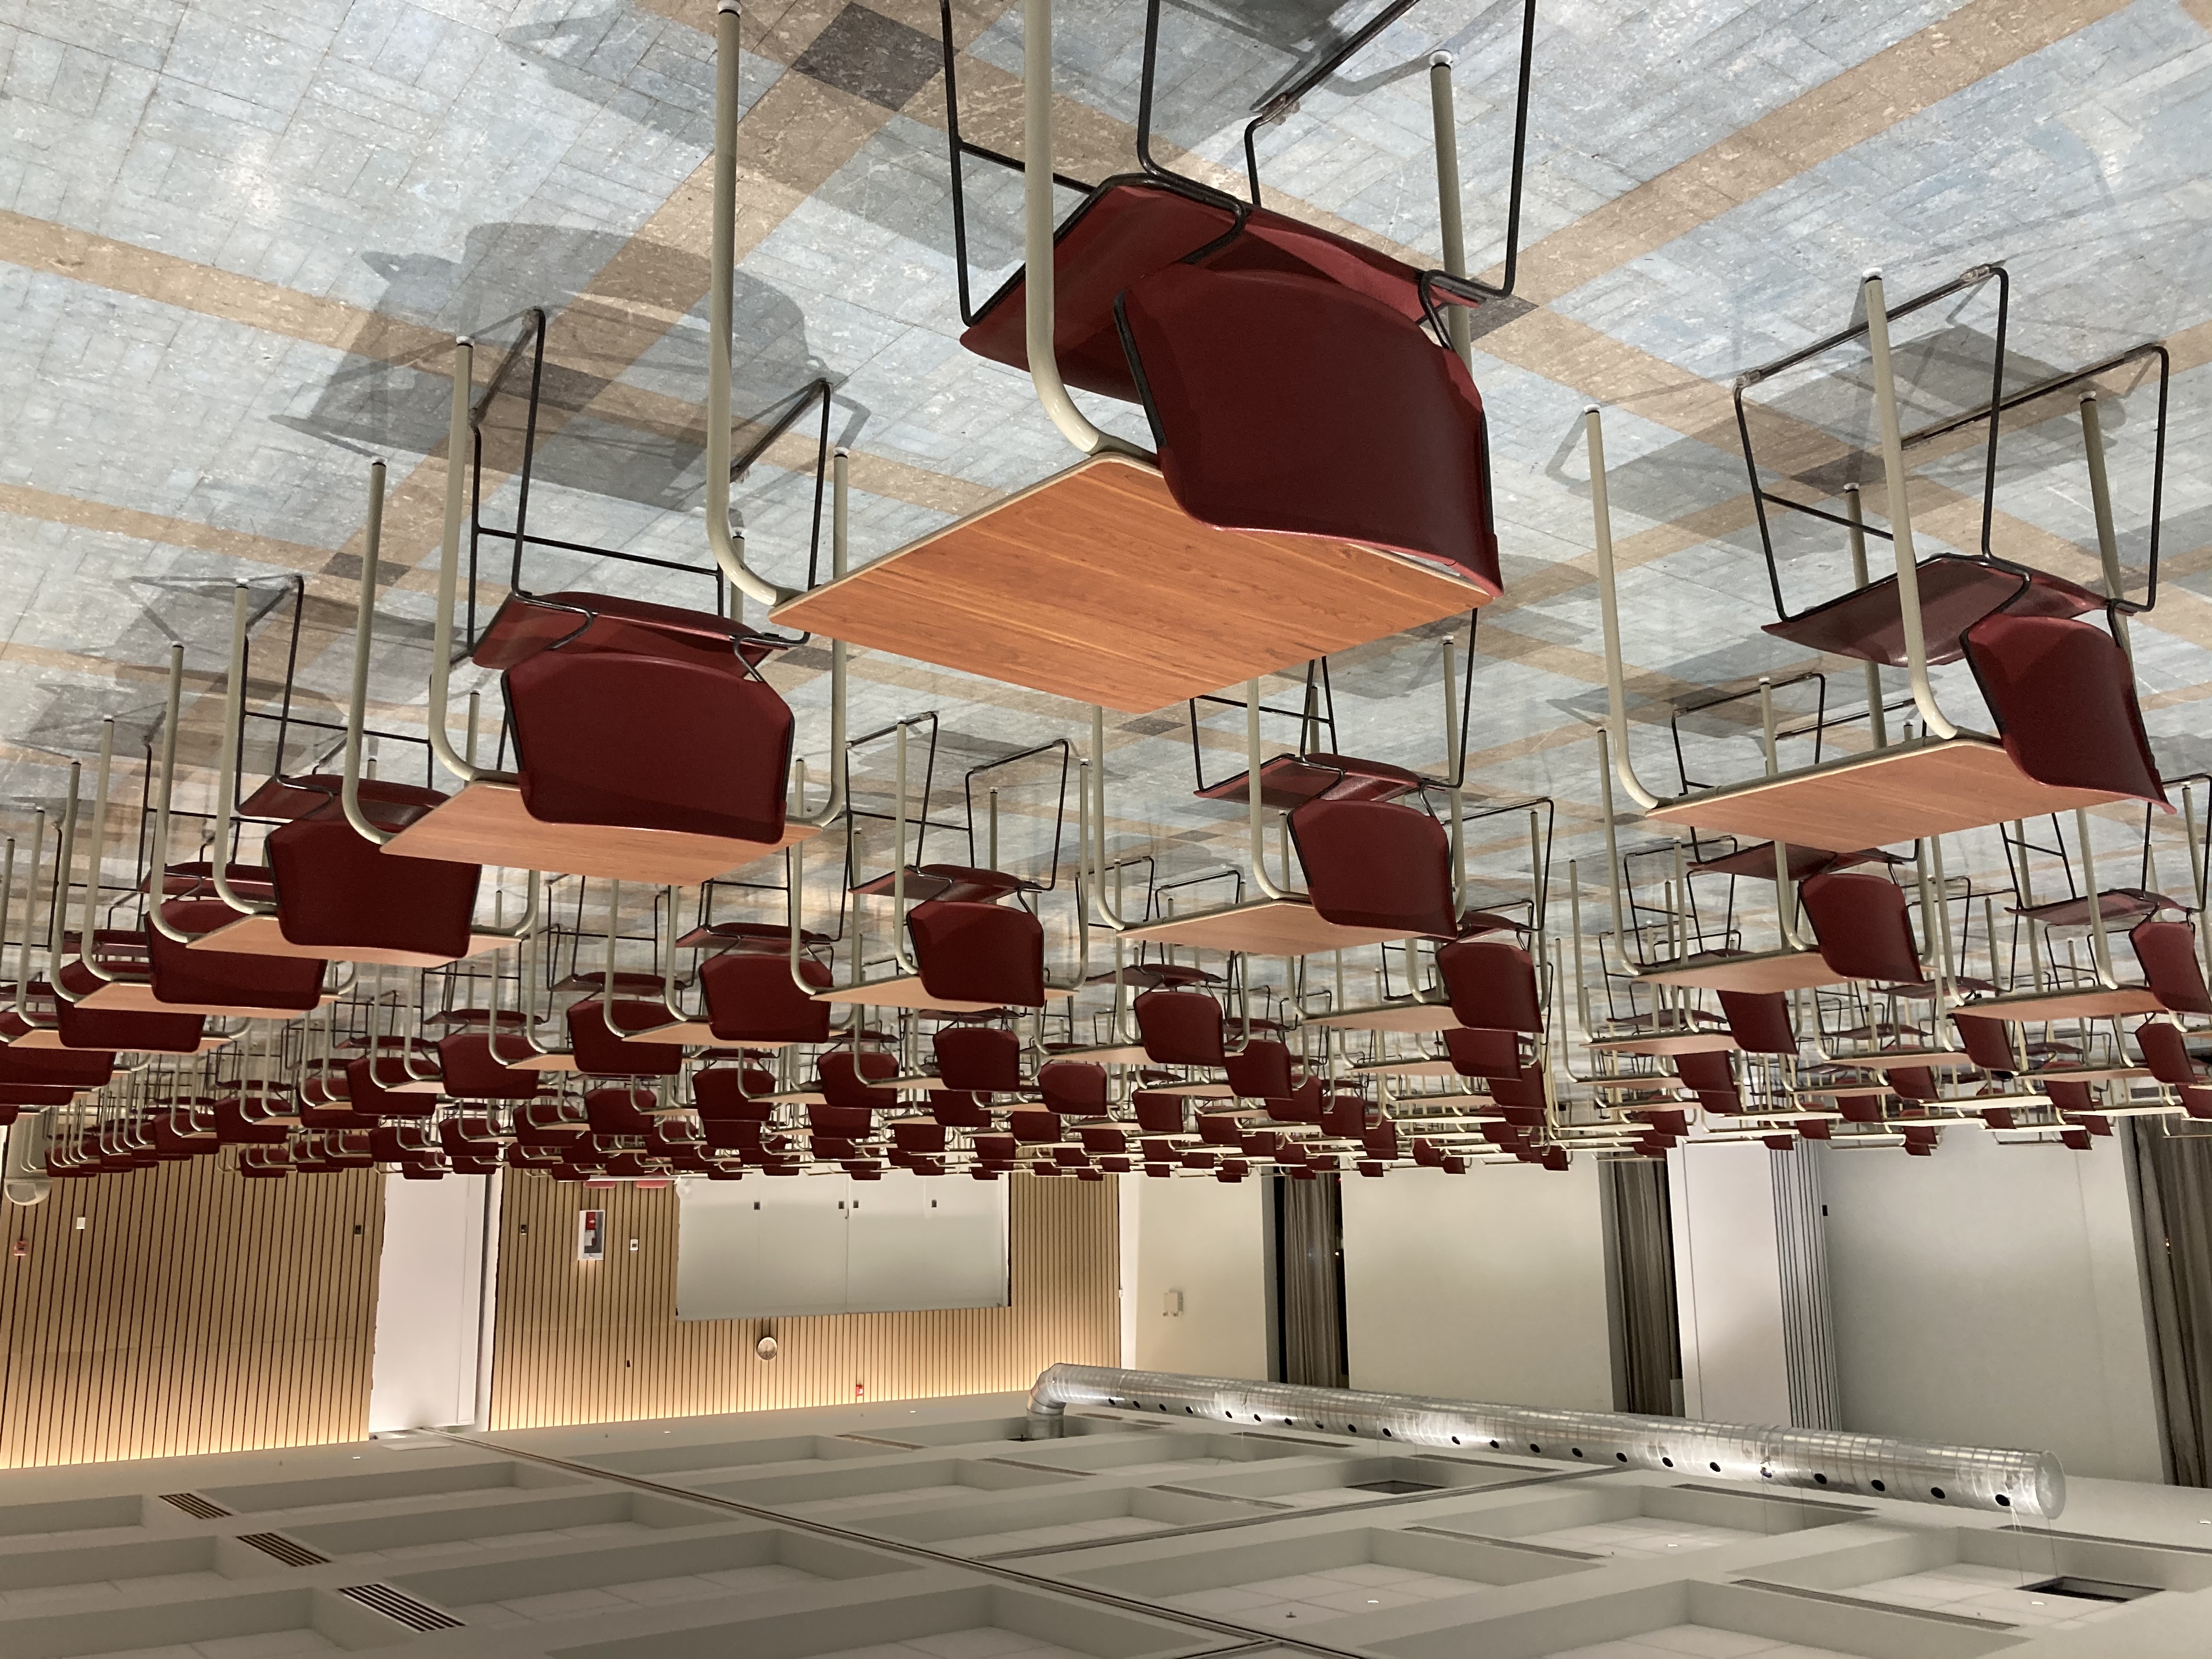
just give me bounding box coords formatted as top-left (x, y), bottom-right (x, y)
top-left (1717, 990), bottom-right (1797, 1056)
top-left (934, 1025), bottom-right (1024, 1092)
top-left (345, 1058), bottom-right (433, 1119)
top-left (676, 919), bottom-right (833, 953)
top-left (1118, 264), bottom-right (1499, 594)
top-left (961, 176), bottom-right (1427, 404)
top-left (566, 1000), bottom-right (684, 1077)
top-left (1764, 556), bottom-right (2102, 668)
top-left (1198, 751), bottom-right (1423, 810)
top-left (0, 1084), bottom-right (92, 1107)
top-left (1799, 872), bottom-right (1925, 985)
top-left (1951, 1011), bottom-right (2019, 1073)
top-left (906, 898), bottom-right (1046, 1008)
top-left (2130, 918), bottom-right (2211, 1015)
top-left (1290, 798), bottom-right (1482, 941)
top-left (267, 784), bottom-right (481, 959)
top-left (1010, 1109), bottom-right (1063, 1144)
top-left (53, 1001), bottom-right (205, 1055)
top-left (892, 1120), bottom-right (947, 1155)
top-left (692, 1066), bottom-right (778, 1121)
top-left (0, 1048), bottom-right (115, 1090)
top-left (929, 1090), bottom-right (993, 1130)
top-left (1436, 940), bottom-right (1542, 1034)
top-left (145, 901), bottom-right (326, 1013)
top-left (438, 1031), bottom-right (548, 1101)
top-left (699, 951), bottom-right (833, 1045)
top-left (2133, 1019), bottom-right (2208, 1092)
top-left (1441, 1026), bottom-right (1525, 1080)
top-left (819, 1048), bottom-right (898, 1110)
top-left (505, 649), bottom-right (794, 842)
top-left (1039, 1060), bottom-right (1107, 1114)
top-left (852, 865), bottom-right (1034, 902)
top-left (475, 590), bottom-right (779, 669)
top-left (1134, 988), bottom-right (1228, 1066)
top-left (1223, 1039), bottom-right (1295, 1101)
top-left (1134, 1091), bottom-right (1186, 1135)
top-left (585, 1088), bottom-right (658, 1136)
top-left (1963, 612), bottom-right (2168, 807)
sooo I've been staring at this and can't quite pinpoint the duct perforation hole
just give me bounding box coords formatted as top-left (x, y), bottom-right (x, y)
top-left (1931, 1486), bottom-right (1946, 1499)
top-left (1813, 1473), bottom-right (1828, 1485)
top-left (1995, 1494), bottom-right (2010, 1506)
top-left (1571, 1447), bottom-right (1583, 1458)
top-left (1871, 1479), bottom-right (1886, 1492)
top-left (1616, 1452), bottom-right (1628, 1462)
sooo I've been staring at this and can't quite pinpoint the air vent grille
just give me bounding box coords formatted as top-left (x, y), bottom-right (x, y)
top-left (159, 1492), bottom-right (230, 1519)
top-left (238, 1532), bottom-right (328, 1566)
top-left (338, 1584), bottom-right (463, 1631)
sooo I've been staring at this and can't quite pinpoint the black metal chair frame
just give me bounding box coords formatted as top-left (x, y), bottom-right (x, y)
top-left (1733, 263), bottom-right (2172, 628)
top-left (936, 0), bottom-right (1536, 328)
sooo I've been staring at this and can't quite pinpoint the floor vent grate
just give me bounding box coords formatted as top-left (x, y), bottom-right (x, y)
top-left (159, 1493), bottom-right (230, 1519)
top-left (2023, 1576), bottom-right (2157, 1604)
top-left (338, 1584), bottom-right (463, 1631)
top-left (238, 1532), bottom-right (328, 1567)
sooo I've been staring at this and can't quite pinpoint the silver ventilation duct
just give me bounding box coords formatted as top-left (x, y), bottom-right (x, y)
top-left (1026, 1364), bottom-right (2063, 1519)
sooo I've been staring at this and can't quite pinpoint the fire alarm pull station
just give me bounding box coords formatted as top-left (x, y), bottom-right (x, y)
top-left (577, 1210), bottom-right (607, 1262)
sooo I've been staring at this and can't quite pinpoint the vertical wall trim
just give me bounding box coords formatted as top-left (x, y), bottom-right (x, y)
top-left (1771, 1146), bottom-right (1841, 1430)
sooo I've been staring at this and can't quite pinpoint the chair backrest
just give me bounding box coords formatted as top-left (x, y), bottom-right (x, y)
top-left (818, 1048), bottom-right (898, 1110)
top-left (1040, 1060), bottom-right (1108, 1115)
top-left (1950, 1012), bottom-right (2018, 1074)
top-left (699, 951), bottom-right (833, 1045)
top-left (2131, 918), bottom-right (2212, 1015)
top-left (585, 1087), bottom-right (657, 1137)
top-left (959, 179), bottom-right (1427, 404)
top-left (1134, 1090), bottom-right (1186, 1136)
top-left (267, 810), bottom-right (481, 959)
top-left (692, 1066), bottom-right (778, 1122)
top-left (1799, 871), bottom-right (1924, 984)
top-left (1222, 1039), bottom-right (1295, 1102)
top-left (437, 1031), bottom-right (548, 1102)
top-left (1437, 940), bottom-right (1542, 1034)
top-left (566, 1000), bottom-right (684, 1079)
top-left (907, 899), bottom-right (1046, 1008)
top-left (1674, 1051), bottom-right (1737, 1095)
top-left (1117, 264), bottom-right (1500, 596)
top-left (1009, 1109), bottom-right (1063, 1145)
top-left (1289, 799), bottom-right (1460, 940)
top-left (146, 902), bottom-right (327, 1013)
top-left (1134, 989), bottom-right (1228, 1066)
top-left (51, 1002), bottom-right (205, 1057)
top-left (507, 650), bottom-right (794, 843)
top-left (929, 1091), bottom-right (994, 1130)
top-left (1964, 612), bottom-right (2168, 806)
top-left (1717, 990), bottom-right (1799, 1056)
top-left (1441, 1025), bottom-right (1523, 1079)
top-left (2133, 1019), bottom-right (2198, 1087)
top-left (933, 1025), bottom-right (1025, 1093)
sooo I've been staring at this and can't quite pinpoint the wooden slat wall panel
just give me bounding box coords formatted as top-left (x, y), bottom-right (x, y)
top-left (0, 1162), bottom-right (385, 1468)
top-left (489, 1175), bottom-right (1118, 1430)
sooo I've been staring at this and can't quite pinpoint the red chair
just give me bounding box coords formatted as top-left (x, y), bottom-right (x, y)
top-left (263, 777), bottom-right (483, 962)
top-left (437, 1030), bottom-right (548, 1101)
top-left (566, 1000), bottom-right (684, 1078)
top-left (503, 645), bottom-right (794, 844)
top-left (1962, 612), bottom-right (2166, 810)
top-left (1289, 799), bottom-right (1522, 941)
top-left (1117, 264), bottom-right (1499, 596)
top-left (2134, 1022), bottom-right (2212, 1119)
top-left (906, 897), bottom-right (1046, 1008)
top-left (1765, 556), bottom-right (2104, 668)
top-left (933, 1025), bottom-right (1024, 1093)
top-left (698, 950), bottom-right (833, 1045)
top-left (1799, 872), bottom-right (1925, 985)
top-left (1223, 1039), bottom-right (1296, 1102)
top-left (142, 902), bottom-right (327, 1014)
top-left (1717, 990), bottom-right (1798, 1056)
top-left (2130, 918), bottom-right (2211, 1016)
top-left (52, 1000), bottom-right (206, 1055)
top-left (1134, 988), bottom-right (1231, 1066)
top-left (1951, 1012), bottom-right (2018, 1074)
top-left (818, 1049), bottom-right (899, 1110)
top-left (1437, 940), bottom-right (1542, 1034)
top-left (960, 176), bottom-right (1434, 405)
top-left (1442, 1026), bottom-right (1525, 1079)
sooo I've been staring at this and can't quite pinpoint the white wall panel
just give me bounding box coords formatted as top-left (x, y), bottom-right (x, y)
top-left (1669, 1141), bottom-right (1793, 1426)
top-left (1126, 1175), bottom-right (1271, 1379)
top-left (1822, 1131), bottom-right (2163, 1481)
top-left (1341, 1165), bottom-right (1613, 1409)
top-left (368, 1171), bottom-right (488, 1433)
top-left (674, 1175), bottom-right (1007, 1320)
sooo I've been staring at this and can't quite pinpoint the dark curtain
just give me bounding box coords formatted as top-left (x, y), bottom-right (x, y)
top-left (1275, 1174), bottom-right (1348, 1389)
top-left (2132, 1122), bottom-right (2212, 1486)
top-left (1605, 1157), bottom-right (1684, 1417)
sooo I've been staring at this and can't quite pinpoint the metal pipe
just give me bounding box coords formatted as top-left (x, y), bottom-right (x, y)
top-left (1597, 728), bottom-right (1629, 947)
top-left (210, 584), bottom-right (276, 918)
top-left (1861, 272), bottom-right (1955, 740)
top-left (49, 765), bottom-right (83, 996)
top-left (1022, 0), bottom-right (1148, 461)
top-left (1757, 679), bottom-right (1804, 951)
top-left (1843, 486), bottom-right (1888, 749)
top-left (2075, 808), bottom-right (2117, 986)
top-left (1587, 408), bottom-right (1660, 808)
top-left (1090, 708), bottom-right (1130, 930)
top-left (1024, 1364), bottom-right (2064, 1517)
top-left (790, 449), bottom-right (849, 831)
top-left (429, 337), bottom-right (483, 785)
top-left (1442, 638), bottom-right (1464, 912)
top-left (1247, 680), bottom-right (1291, 900)
top-left (1428, 51), bottom-right (1470, 367)
top-left (70, 720), bottom-right (125, 997)
top-left (2080, 393), bottom-right (2129, 661)
top-left (890, 721), bottom-right (918, 974)
top-left (16, 813), bottom-right (43, 1019)
top-left (342, 459), bottom-right (396, 847)
top-left (706, 1), bottom-right (789, 607)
